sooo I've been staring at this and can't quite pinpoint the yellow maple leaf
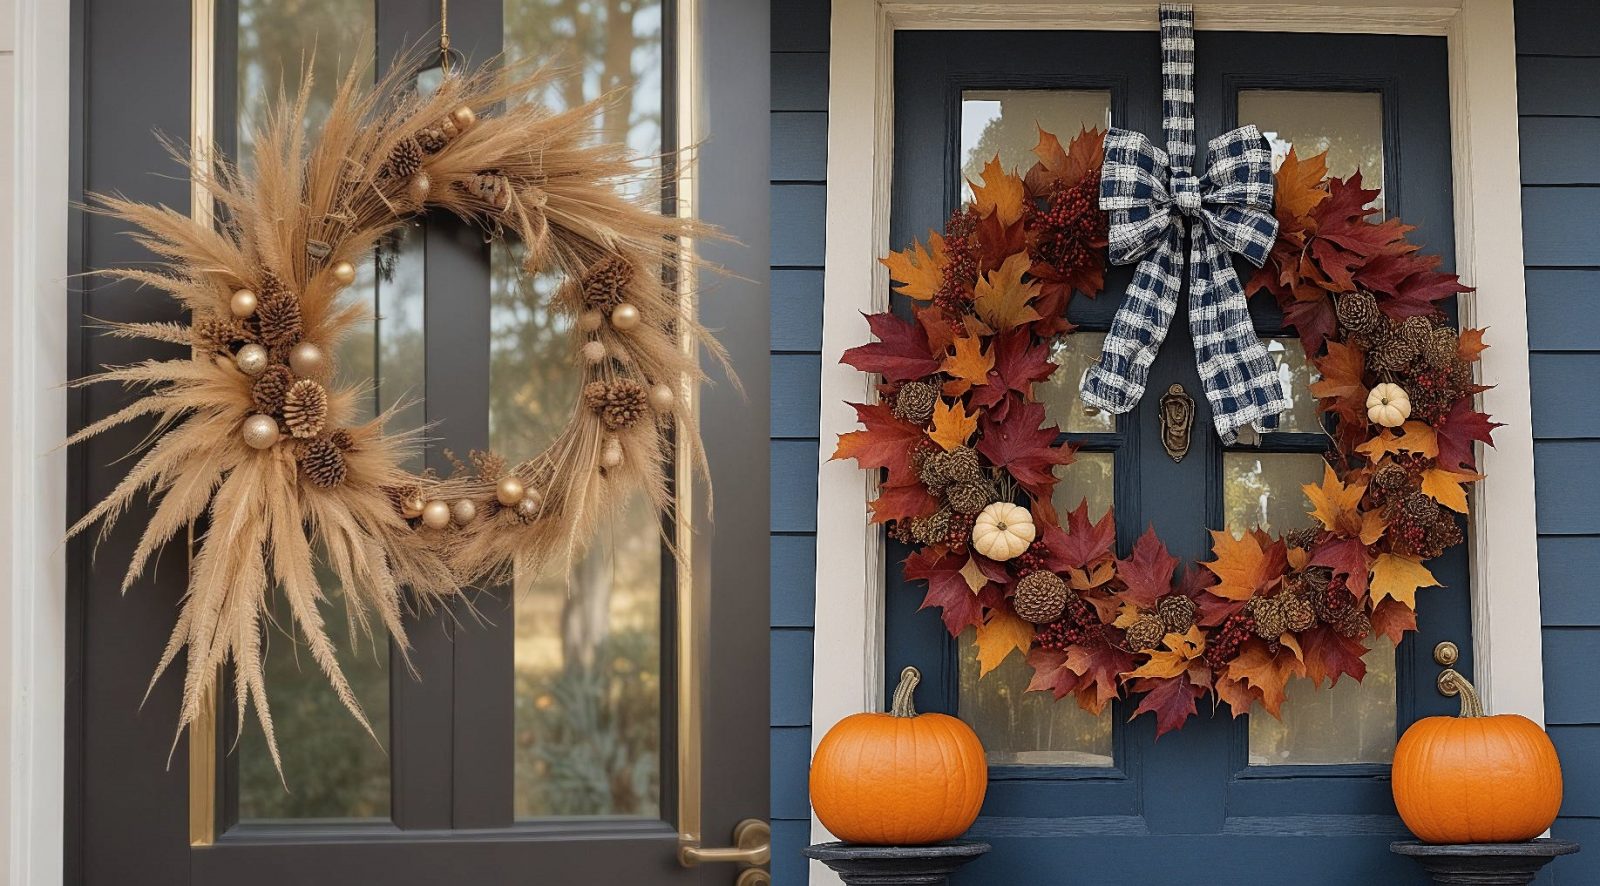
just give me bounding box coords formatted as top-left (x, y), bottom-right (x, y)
top-left (928, 398), bottom-right (978, 451)
top-left (972, 252), bottom-right (1041, 331)
top-left (1356, 421), bottom-right (1439, 461)
top-left (940, 334), bottom-right (994, 397)
top-left (974, 608), bottom-right (1035, 677)
top-left (959, 556), bottom-right (987, 594)
top-left (1303, 463), bottom-right (1367, 537)
top-left (879, 232), bottom-right (946, 301)
top-left (1421, 468), bottom-right (1482, 514)
top-left (968, 156), bottom-right (1026, 226)
top-left (1067, 560), bottom-right (1116, 591)
top-left (1112, 602), bottom-right (1144, 629)
top-left (1371, 553), bottom-right (1440, 608)
top-left (1360, 510), bottom-right (1387, 546)
top-left (1275, 148), bottom-right (1331, 222)
top-left (1226, 642), bottom-right (1305, 717)
top-left (1125, 626), bottom-right (1205, 680)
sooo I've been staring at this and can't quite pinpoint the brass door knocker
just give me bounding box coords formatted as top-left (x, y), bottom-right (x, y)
top-left (1159, 383), bottom-right (1195, 463)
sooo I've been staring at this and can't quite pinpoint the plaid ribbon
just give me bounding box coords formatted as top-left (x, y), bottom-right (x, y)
top-left (1079, 4), bottom-right (1289, 443)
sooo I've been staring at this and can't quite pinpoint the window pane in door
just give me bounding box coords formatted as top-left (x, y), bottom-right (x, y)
top-left (1238, 90), bottom-right (1385, 213)
top-left (499, 0), bottom-right (666, 818)
top-left (234, 0), bottom-right (391, 820)
top-left (1249, 638), bottom-right (1398, 766)
top-left (1264, 338), bottom-right (1322, 434)
top-left (961, 90), bottom-right (1111, 194)
top-left (1223, 452), bottom-right (1323, 536)
top-left (1041, 333), bottom-right (1117, 434)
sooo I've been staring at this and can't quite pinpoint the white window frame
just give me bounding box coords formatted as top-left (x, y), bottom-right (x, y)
top-left (811, 1), bottom-right (1539, 878)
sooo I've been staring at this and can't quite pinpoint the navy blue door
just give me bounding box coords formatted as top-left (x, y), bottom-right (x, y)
top-left (885, 28), bottom-right (1471, 884)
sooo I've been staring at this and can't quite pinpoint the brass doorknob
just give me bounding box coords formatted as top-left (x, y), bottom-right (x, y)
top-left (681, 818), bottom-right (771, 869)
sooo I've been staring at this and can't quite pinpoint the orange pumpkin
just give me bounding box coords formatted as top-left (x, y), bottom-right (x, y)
top-left (1392, 669), bottom-right (1563, 844)
top-left (810, 666), bottom-right (987, 845)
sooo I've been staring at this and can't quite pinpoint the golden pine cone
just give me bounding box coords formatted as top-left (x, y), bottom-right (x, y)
top-left (282, 379), bottom-right (329, 439)
top-left (944, 480), bottom-right (993, 516)
top-left (943, 447), bottom-right (983, 483)
top-left (258, 268), bottom-right (293, 301)
top-left (580, 256), bottom-right (634, 311)
top-left (582, 381), bottom-right (609, 412)
top-left (382, 136), bottom-right (425, 180)
top-left (918, 450), bottom-right (952, 490)
top-left (416, 126), bottom-right (449, 154)
top-left (251, 365), bottom-right (294, 414)
top-left (1425, 326), bottom-right (1460, 368)
top-left (892, 381), bottom-right (939, 424)
top-left (1157, 594), bottom-right (1197, 634)
top-left (1373, 461), bottom-right (1412, 492)
top-left (1402, 491), bottom-right (1440, 525)
top-left (1282, 592), bottom-right (1317, 633)
top-left (298, 436), bottom-right (348, 488)
top-left (1248, 595), bottom-right (1289, 640)
top-left (909, 509), bottom-right (952, 546)
top-left (1335, 291), bottom-right (1381, 336)
top-left (193, 316), bottom-right (254, 354)
top-left (1014, 571), bottom-right (1070, 624)
top-left (1125, 614), bottom-right (1166, 651)
top-left (254, 290), bottom-right (304, 347)
top-left (463, 171), bottom-right (512, 211)
top-left (585, 379), bottom-right (648, 430)
top-left (1334, 607), bottom-right (1372, 640)
top-left (1366, 323), bottom-right (1418, 372)
top-left (328, 429), bottom-right (355, 451)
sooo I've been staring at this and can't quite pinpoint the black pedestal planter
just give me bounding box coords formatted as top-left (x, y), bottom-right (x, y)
top-left (1391, 840), bottom-right (1579, 884)
top-left (803, 842), bottom-right (991, 885)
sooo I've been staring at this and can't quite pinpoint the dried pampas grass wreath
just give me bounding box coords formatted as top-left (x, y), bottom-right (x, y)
top-left (68, 58), bottom-right (725, 772)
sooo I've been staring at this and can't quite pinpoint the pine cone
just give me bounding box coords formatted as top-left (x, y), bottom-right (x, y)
top-left (1401, 316), bottom-right (1435, 348)
top-left (1402, 491), bottom-right (1440, 525)
top-left (193, 316), bottom-right (254, 354)
top-left (328, 428), bottom-right (355, 451)
top-left (1336, 291), bottom-right (1382, 337)
top-left (944, 480), bottom-right (994, 516)
top-left (255, 290), bottom-right (304, 347)
top-left (1156, 594), bottom-right (1197, 634)
top-left (598, 379), bottom-right (648, 430)
top-left (909, 509), bottom-right (952, 546)
top-left (1302, 567), bottom-right (1333, 595)
top-left (298, 436), bottom-right (348, 488)
top-left (1125, 614), bottom-right (1166, 651)
top-left (1333, 607), bottom-right (1372, 640)
top-left (1452, 360), bottom-right (1476, 389)
top-left (580, 256), bottom-right (634, 311)
top-left (463, 171), bottom-right (512, 211)
top-left (943, 447), bottom-right (983, 483)
top-left (382, 136), bottom-right (425, 180)
top-left (1281, 592), bottom-right (1317, 632)
top-left (282, 379), bottom-right (329, 439)
top-left (1285, 526), bottom-right (1320, 550)
top-left (1425, 327), bottom-right (1460, 368)
top-left (1248, 595), bottom-right (1289, 640)
top-left (892, 381), bottom-right (939, 424)
top-left (1367, 323), bottom-right (1419, 372)
top-left (1373, 461), bottom-right (1412, 492)
top-left (582, 380), bottom-right (609, 412)
top-left (1014, 571), bottom-right (1069, 624)
top-left (918, 450), bottom-right (953, 490)
top-left (416, 126), bottom-right (449, 154)
top-left (251, 365), bottom-right (294, 414)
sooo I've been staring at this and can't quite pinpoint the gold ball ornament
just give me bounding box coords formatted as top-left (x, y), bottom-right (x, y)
top-left (578, 310), bottom-right (604, 333)
top-left (648, 383), bottom-right (675, 412)
top-left (289, 341), bottom-right (327, 378)
top-left (230, 289), bottom-right (258, 319)
top-left (582, 340), bottom-right (607, 364)
top-left (451, 499), bottom-right (478, 526)
top-left (330, 260), bottom-right (357, 287)
top-left (449, 105), bottom-right (477, 133)
top-left (515, 495), bottom-right (542, 521)
top-left (600, 437), bottom-right (624, 469)
top-left (408, 172), bottom-right (432, 205)
top-left (610, 303), bottom-right (641, 331)
top-left (241, 414), bottom-right (281, 450)
top-left (495, 476), bottom-right (526, 507)
top-left (235, 343), bottom-right (270, 377)
top-left (400, 492), bottom-right (426, 519)
top-left (421, 500), bottom-right (452, 530)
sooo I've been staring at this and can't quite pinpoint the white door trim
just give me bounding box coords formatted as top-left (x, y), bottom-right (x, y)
top-left (2, 0), bottom-right (72, 883)
top-left (812, 0), bottom-right (1537, 874)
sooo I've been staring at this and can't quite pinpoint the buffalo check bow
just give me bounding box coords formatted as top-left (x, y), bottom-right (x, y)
top-left (1078, 4), bottom-right (1290, 443)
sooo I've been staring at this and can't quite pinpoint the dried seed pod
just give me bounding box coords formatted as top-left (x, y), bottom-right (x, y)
top-left (298, 436), bottom-right (348, 488)
top-left (464, 171), bottom-right (513, 211)
top-left (1013, 571), bottom-right (1069, 625)
top-left (251, 365), bottom-right (294, 414)
top-left (282, 379), bottom-right (329, 439)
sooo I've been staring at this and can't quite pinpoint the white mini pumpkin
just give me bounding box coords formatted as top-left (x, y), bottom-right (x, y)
top-left (971, 502), bottom-right (1036, 561)
top-left (1366, 382), bottom-right (1411, 428)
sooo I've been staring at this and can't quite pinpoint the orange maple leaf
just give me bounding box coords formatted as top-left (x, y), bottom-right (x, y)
top-left (1356, 421), bottom-right (1439, 461)
top-left (1421, 467), bottom-right (1482, 514)
top-left (1360, 510), bottom-right (1387, 546)
top-left (973, 607), bottom-right (1035, 677)
top-left (940, 334), bottom-right (994, 397)
top-left (969, 156), bottom-right (1027, 227)
top-left (1224, 640), bottom-right (1305, 718)
top-left (928, 398), bottom-right (978, 451)
top-left (1125, 626), bottom-right (1207, 680)
top-left (1275, 148), bottom-right (1331, 223)
top-left (1310, 340), bottom-right (1369, 428)
top-left (1204, 529), bottom-right (1288, 601)
top-left (973, 252), bottom-right (1042, 330)
top-left (1458, 327), bottom-right (1489, 363)
top-left (880, 232), bottom-right (947, 301)
top-left (1027, 126), bottom-right (1105, 191)
top-left (1304, 463), bottom-right (1367, 537)
top-left (1371, 553), bottom-right (1440, 609)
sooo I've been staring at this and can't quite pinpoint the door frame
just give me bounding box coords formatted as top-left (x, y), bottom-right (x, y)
top-left (812, 0), bottom-right (1540, 875)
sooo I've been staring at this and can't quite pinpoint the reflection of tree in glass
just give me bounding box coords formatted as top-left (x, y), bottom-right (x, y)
top-left (236, 0), bottom-right (373, 168)
top-left (1250, 639), bottom-right (1398, 765)
top-left (958, 629), bottom-right (1112, 767)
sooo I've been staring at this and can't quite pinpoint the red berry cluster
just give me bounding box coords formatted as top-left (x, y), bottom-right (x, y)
top-left (932, 207), bottom-right (979, 319)
top-left (1406, 365), bottom-right (1458, 425)
top-left (942, 511), bottom-right (977, 553)
top-left (1015, 540), bottom-right (1051, 575)
top-left (1034, 595), bottom-right (1105, 652)
top-left (1027, 176), bottom-right (1104, 283)
top-left (1202, 611), bottom-right (1257, 670)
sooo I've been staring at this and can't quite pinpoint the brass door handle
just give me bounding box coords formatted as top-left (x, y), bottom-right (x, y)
top-left (681, 818), bottom-right (771, 868)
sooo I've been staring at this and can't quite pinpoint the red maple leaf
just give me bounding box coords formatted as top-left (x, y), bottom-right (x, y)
top-left (1117, 526), bottom-right (1179, 609)
top-left (915, 303), bottom-right (957, 356)
top-left (832, 403), bottom-right (928, 487)
top-left (840, 311), bottom-right (941, 381)
top-left (904, 547), bottom-right (985, 635)
top-left (1129, 673), bottom-right (1207, 738)
top-left (1386, 266), bottom-right (1473, 320)
top-left (1312, 536), bottom-right (1372, 601)
top-left (1026, 648), bottom-right (1086, 699)
top-left (1065, 640), bottom-right (1135, 715)
top-left (973, 212), bottom-right (1028, 276)
top-left (1040, 499), bottom-right (1117, 571)
top-left (1435, 397), bottom-right (1501, 472)
top-left (868, 481), bottom-right (941, 524)
top-left (1371, 597), bottom-right (1418, 644)
top-left (1300, 623), bottom-right (1369, 688)
top-left (1282, 295), bottom-right (1338, 354)
top-left (976, 399), bottom-right (1075, 503)
top-left (969, 327), bottom-right (1056, 411)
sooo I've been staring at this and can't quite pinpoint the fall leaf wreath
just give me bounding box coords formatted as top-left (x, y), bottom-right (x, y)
top-left (68, 61), bottom-right (723, 768)
top-left (834, 128), bottom-right (1498, 734)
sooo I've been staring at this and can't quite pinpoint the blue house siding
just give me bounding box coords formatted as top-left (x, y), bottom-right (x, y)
top-left (771, 1), bottom-right (829, 882)
top-left (1518, 1), bottom-right (1600, 881)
